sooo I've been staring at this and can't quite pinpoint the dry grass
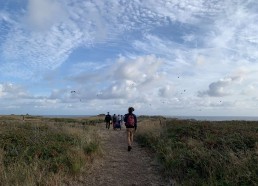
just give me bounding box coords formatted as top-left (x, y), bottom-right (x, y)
top-left (0, 115), bottom-right (102, 185)
top-left (136, 117), bottom-right (258, 185)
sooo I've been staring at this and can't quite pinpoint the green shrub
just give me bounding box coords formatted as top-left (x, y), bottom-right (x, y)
top-left (83, 141), bottom-right (100, 154)
top-left (137, 119), bottom-right (258, 185)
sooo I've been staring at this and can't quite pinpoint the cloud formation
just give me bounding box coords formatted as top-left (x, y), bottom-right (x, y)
top-left (198, 78), bottom-right (233, 97)
top-left (0, 0), bottom-right (258, 116)
top-left (26, 0), bottom-right (67, 30)
top-left (69, 55), bottom-right (166, 101)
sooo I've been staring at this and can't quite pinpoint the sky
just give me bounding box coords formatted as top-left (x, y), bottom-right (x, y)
top-left (0, 0), bottom-right (258, 116)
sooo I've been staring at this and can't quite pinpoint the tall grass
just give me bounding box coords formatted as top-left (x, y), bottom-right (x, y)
top-left (0, 115), bottom-right (102, 185)
top-left (137, 117), bottom-right (258, 185)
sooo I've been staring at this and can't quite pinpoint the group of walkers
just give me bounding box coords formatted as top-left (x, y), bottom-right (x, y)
top-left (104, 107), bottom-right (137, 151)
top-left (104, 112), bottom-right (123, 130)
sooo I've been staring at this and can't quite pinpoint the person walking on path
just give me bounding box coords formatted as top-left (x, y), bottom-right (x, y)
top-left (104, 112), bottom-right (112, 129)
top-left (112, 114), bottom-right (117, 130)
top-left (120, 114), bottom-right (124, 127)
top-left (124, 107), bottom-right (137, 151)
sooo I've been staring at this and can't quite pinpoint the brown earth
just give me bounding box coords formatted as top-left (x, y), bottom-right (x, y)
top-left (69, 123), bottom-right (168, 186)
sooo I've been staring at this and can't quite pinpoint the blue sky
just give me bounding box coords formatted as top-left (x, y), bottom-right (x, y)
top-left (1, 0), bottom-right (258, 116)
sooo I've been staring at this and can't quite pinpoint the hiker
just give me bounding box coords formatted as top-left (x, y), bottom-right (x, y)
top-left (104, 112), bottom-right (112, 129)
top-left (118, 114), bottom-right (121, 126)
top-left (113, 114), bottom-right (122, 130)
top-left (124, 107), bottom-right (137, 151)
top-left (120, 114), bottom-right (123, 126)
top-left (112, 114), bottom-right (117, 129)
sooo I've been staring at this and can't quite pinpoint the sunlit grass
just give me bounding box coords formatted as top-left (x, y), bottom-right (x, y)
top-left (137, 117), bottom-right (258, 185)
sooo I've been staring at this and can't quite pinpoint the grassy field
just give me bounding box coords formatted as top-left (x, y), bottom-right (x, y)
top-left (136, 116), bottom-right (258, 185)
top-left (1, 115), bottom-right (257, 185)
top-left (0, 115), bottom-right (103, 185)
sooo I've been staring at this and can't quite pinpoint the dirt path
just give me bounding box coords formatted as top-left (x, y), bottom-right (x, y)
top-left (75, 123), bottom-right (167, 186)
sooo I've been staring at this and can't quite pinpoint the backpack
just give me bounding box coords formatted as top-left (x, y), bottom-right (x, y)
top-left (126, 114), bottom-right (135, 127)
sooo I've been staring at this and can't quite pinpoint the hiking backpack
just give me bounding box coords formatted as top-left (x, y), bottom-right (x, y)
top-left (126, 114), bottom-right (135, 127)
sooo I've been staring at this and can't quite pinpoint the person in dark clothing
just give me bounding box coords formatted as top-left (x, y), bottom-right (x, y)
top-left (112, 114), bottom-right (117, 129)
top-left (104, 112), bottom-right (112, 129)
top-left (124, 107), bottom-right (137, 151)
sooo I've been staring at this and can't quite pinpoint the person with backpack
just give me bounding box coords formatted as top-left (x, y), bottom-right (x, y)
top-left (124, 107), bottom-right (137, 151)
top-left (104, 112), bottom-right (112, 129)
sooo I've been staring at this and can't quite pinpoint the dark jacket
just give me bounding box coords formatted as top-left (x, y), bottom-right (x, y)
top-left (124, 113), bottom-right (137, 130)
top-left (105, 114), bottom-right (111, 122)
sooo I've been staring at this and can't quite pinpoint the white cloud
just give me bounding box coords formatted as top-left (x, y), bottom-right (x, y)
top-left (0, 11), bottom-right (14, 24)
top-left (65, 55), bottom-right (171, 104)
top-left (198, 75), bottom-right (244, 97)
top-left (0, 83), bottom-right (30, 99)
top-left (0, 1), bottom-right (146, 78)
top-left (206, 1), bottom-right (258, 61)
top-left (158, 85), bottom-right (173, 98)
top-left (141, 0), bottom-right (225, 24)
top-left (25, 0), bottom-right (67, 31)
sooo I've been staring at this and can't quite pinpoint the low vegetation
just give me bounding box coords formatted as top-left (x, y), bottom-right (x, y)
top-left (0, 115), bottom-right (102, 185)
top-left (137, 117), bottom-right (258, 185)
top-left (2, 114), bottom-right (257, 185)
